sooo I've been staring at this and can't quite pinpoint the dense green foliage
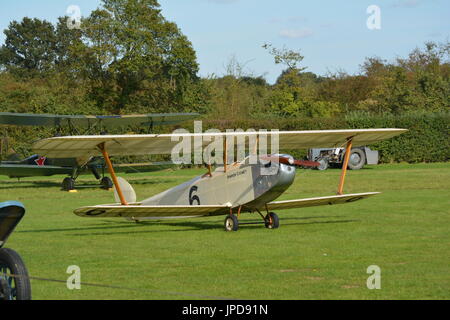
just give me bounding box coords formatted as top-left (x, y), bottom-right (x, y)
top-left (346, 112), bottom-right (449, 163)
top-left (0, 0), bottom-right (448, 163)
top-left (198, 112), bottom-right (449, 163)
top-left (0, 0), bottom-right (203, 115)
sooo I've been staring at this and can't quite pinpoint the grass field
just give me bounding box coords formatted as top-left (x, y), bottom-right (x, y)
top-left (1, 162), bottom-right (449, 300)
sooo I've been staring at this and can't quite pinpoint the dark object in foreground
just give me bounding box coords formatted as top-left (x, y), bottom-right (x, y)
top-left (0, 201), bottom-right (31, 300)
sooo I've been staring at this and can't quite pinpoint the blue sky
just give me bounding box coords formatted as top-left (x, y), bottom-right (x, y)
top-left (1, 0), bottom-right (449, 83)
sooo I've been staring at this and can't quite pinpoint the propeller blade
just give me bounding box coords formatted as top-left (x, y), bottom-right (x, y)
top-left (260, 155), bottom-right (320, 168)
top-left (292, 159), bottom-right (321, 168)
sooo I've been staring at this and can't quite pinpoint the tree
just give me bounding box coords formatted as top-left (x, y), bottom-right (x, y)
top-left (360, 41), bottom-right (450, 114)
top-left (262, 43), bottom-right (306, 71)
top-left (54, 17), bottom-right (85, 78)
top-left (0, 18), bottom-right (57, 77)
top-left (79, 0), bottom-right (200, 113)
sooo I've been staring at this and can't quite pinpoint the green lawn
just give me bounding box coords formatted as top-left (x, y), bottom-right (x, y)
top-left (1, 162), bottom-right (449, 300)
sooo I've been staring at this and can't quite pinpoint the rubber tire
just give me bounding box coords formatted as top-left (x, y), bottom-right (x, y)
top-left (265, 212), bottom-right (279, 229)
top-left (347, 149), bottom-right (366, 170)
top-left (100, 177), bottom-right (113, 190)
top-left (316, 158), bottom-right (329, 171)
top-left (62, 177), bottom-right (75, 191)
top-left (224, 215), bottom-right (239, 232)
top-left (0, 248), bottom-right (31, 300)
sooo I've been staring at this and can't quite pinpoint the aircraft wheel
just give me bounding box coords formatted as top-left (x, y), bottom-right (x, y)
top-left (224, 215), bottom-right (239, 232)
top-left (265, 212), bottom-right (279, 229)
top-left (62, 177), bottom-right (75, 191)
top-left (0, 248), bottom-right (31, 300)
top-left (100, 177), bottom-right (113, 190)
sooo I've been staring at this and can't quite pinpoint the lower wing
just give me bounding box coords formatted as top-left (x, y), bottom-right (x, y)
top-left (74, 192), bottom-right (379, 218)
top-left (74, 203), bottom-right (232, 218)
top-left (264, 192), bottom-right (380, 211)
top-left (0, 164), bottom-right (72, 178)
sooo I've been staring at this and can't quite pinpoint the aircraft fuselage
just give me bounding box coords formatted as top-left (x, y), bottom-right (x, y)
top-left (142, 158), bottom-right (296, 213)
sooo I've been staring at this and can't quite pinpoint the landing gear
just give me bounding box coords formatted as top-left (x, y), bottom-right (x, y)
top-left (224, 207), bottom-right (280, 231)
top-left (264, 212), bottom-right (279, 229)
top-left (61, 177), bottom-right (75, 191)
top-left (0, 248), bottom-right (31, 300)
top-left (100, 176), bottom-right (113, 190)
top-left (224, 214), bottom-right (239, 232)
top-left (257, 207), bottom-right (279, 230)
top-left (61, 176), bottom-right (113, 191)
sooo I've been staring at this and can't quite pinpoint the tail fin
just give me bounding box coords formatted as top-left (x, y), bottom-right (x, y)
top-left (113, 177), bottom-right (137, 204)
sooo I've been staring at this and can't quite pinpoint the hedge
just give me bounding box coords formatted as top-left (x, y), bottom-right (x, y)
top-left (1, 112), bottom-right (449, 164)
top-left (199, 112), bottom-right (449, 163)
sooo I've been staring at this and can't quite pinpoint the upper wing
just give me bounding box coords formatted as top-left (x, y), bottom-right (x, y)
top-left (74, 204), bottom-right (232, 218)
top-left (264, 192), bottom-right (380, 211)
top-left (33, 129), bottom-right (407, 158)
top-left (86, 113), bottom-right (199, 128)
top-left (0, 112), bottom-right (198, 128)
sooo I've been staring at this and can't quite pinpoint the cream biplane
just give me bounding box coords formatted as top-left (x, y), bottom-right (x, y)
top-left (32, 128), bottom-right (406, 231)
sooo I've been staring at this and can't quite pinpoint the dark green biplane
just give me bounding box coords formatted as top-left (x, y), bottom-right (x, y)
top-left (0, 112), bottom-right (198, 191)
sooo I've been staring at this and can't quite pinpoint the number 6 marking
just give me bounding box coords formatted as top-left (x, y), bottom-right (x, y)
top-left (189, 186), bottom-right (200, 205)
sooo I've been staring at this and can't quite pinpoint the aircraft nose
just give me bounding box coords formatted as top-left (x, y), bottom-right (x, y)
top-left (276, 162), bottom-right (296, 187)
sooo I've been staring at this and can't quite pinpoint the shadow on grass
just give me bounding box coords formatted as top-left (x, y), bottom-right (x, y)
top-left (123, 178), bottom-right (175, 185)
top-left (0, 177), bottom-right (174, 190)
top-left (16, 222), bottom-right (149, 234)
top-left (0, 180), bottom-right (104, 189)
top-left (0, 181), bottom-right (115, 191)
top-left (16, 215), bottom-right (359, 236)
top-left (0, 181), bottom-right (61, 189)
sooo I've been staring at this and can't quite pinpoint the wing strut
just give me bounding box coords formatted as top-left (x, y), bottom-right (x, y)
top-left (337, 137), bottom-right (353, 195)
top-left (223, 138), bottom-right (228, 173)
top-left (98, 142), bottom-right (128, 205)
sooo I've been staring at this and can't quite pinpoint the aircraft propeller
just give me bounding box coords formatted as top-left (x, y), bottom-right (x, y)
top-left (260, 155), bottom-right (320, 168)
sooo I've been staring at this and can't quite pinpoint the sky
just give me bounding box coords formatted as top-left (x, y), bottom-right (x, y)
top-left (0, 0), bottom-right (449, 83)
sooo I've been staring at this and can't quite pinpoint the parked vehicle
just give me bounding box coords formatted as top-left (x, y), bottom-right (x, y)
top-left (308, 147), bottom-right (379, 170)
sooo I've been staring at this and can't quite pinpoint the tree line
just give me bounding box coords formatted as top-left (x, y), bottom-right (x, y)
top-left (0, 0), bottom-right (448, 122)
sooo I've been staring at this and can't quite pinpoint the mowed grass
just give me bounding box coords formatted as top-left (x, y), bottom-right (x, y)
top-left (1, 162), bottom-right (449, 300)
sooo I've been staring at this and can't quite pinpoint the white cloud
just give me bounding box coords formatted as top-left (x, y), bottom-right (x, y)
top-left (279, 28), bottom-right (314, 39)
